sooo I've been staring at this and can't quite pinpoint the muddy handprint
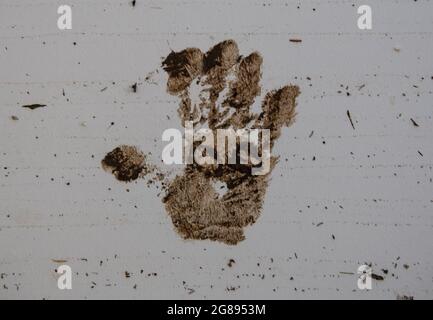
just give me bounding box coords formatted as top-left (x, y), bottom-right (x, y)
top-left (162, 40), bottom-right (300, 245)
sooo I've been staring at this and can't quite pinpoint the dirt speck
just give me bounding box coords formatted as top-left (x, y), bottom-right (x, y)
top-left (346, 110), bottom-right (355, 130)
top-left (410, 118), bottom-right (419, 127)
top-left (131, 82), bottom-right (138, 93)
top-left (22, 104), bottom-right (46, 110)
top-left (227, 259), bottom-right (236, 267)
top-left (371, 273), bottom-right (384, 281)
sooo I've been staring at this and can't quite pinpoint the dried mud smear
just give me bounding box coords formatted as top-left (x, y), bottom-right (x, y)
top-left (162, 39), bottom-right (300, 245)
top-left (102, 145), bottom-right (153, 182)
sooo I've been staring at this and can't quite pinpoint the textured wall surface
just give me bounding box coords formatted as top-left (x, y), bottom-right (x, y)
top-left (1, 0), bottom-right (432, 299)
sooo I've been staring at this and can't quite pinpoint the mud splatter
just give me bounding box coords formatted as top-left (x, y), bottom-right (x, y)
top-left (101, 145), bottom-right (153, 182)
top-left (101, 145), bottom-right (168, 193)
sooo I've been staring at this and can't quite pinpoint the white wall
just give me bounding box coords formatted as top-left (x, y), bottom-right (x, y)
top-left (0, 0), bottom-right (432, 299)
